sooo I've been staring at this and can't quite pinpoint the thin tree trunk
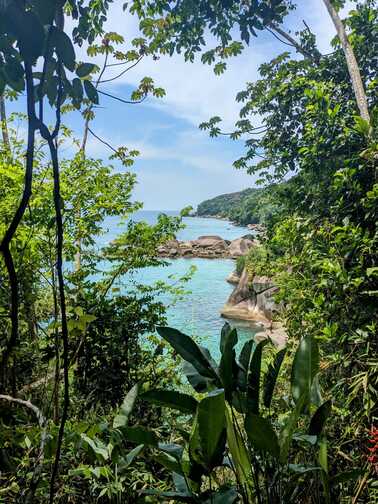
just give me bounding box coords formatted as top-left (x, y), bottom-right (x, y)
top-left (0, 94), bottom-right (10, 150)
top-left (322, 0), bottom-right (370, 122)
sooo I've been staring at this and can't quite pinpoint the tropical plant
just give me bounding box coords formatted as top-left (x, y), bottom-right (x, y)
top-left (119, 323), bottom-right (350, 503)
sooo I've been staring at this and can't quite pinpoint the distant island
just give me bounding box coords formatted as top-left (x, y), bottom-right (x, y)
top-left (195, 187), bottom-right (277, 226)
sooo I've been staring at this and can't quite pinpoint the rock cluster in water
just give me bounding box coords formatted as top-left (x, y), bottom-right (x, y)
top-left (157, 235), bottom-right (257, 259)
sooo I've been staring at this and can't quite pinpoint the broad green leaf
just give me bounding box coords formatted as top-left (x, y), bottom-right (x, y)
top-left (197, 389), bottom-right (226, 470)
top-left (225, 406), bottom-right (252, 495)
top-left (72, 77), bottom-right (83, 105)
top-left (288, 464), bottom-right (322, 473)
top-left (309, 400), bottom-right (332, 436)
top-left (291, 335), bottom-right (319, 403)
top-left (154, 452), bottom-right (183, 475)
top-left (113, 384), bottom-right (138, 428)
top-left (247, 340), bottom-right (267, 414)
top-left (123, 444), bottom-right (144, 468)
top-left (123, 426), bottom-right (158, 446)
top-left (84, 80), bottom-right (99, 104)
top-left (331, 469), bottom-right (363, 485)
top-left (6, 6), bottom-right (45, 61)
top-left (141, 389), bottom-right (198, 414)
top-left (80, 434), bottom-right (109, 461)
top-left (76, 62), bottom-right (96, 78)
top-left (219, 326), bottom-right (238, 400)
top-left (220, 322), bottom-right (233, 354)
top-left (51, 27), bottom-right (76, 71)
top-left (182, 360), bottom-right (214, 393)
top-left (203, 487), bottom-right (238, 504)
top-left (157, 326), bottom-right (218, 380)
top-left (263, 348), bottom-right (286, 408)
top-left (158, 443), bottom-right (184, 461)
top-left (244, 413), bottom-right (279, 457)
top-left (279, 393), bottom-right (306, 463)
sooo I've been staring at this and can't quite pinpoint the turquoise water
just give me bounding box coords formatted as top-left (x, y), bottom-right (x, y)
top-left (102, 211), bottom-right (260, 358)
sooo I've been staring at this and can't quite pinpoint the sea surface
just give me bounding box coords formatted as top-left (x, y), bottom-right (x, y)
top-left (102, 211), bottom-right (261, 358)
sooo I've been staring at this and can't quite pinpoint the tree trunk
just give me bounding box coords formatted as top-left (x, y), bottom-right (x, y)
top-left (322, 0), bottom-right (370, 123)
top-left (0, 94), bottom-right (10, 151)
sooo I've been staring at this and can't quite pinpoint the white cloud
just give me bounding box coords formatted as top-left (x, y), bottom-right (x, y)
top-left (80, 0), bottom-right (355, 128)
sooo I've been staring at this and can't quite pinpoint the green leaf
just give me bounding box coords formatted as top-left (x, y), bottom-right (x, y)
top-left (76, 62), bottom-right (96, 78)
top-left (123, 444), bottom-right (144, 468)
top-left (141, 389), bottom-right (198, 414)
top-left (219, 326), bottom-right (238, 400)
top-left (113, 384), bottom-right (138, 428)
top-left (51, 26), bottom-right (76, 71)
top-left (247, 340), bottom-right (267, 414)
top-left (83, 79), bottom-right (99, 104)
top-left (309, 400), bottom-right (332, 436)
top-left (157, 326), bottom-right (219, 380)
top-left (154, 452), bottom-right (183, 475)
top-left (71, 77), bottom-right (83, 105)
top-left (244, 413), bottom-right (279, 457)
top-left (142, 489), bottom-right (195, 502)
top-left (6, 5), bottom-right (45, 61)
top-left (331, 469), bottom-right (363, 485)
top-left (203, 487), bottom-right (238, 503)
top-left (81, 434), bottom-right (109, 461)
top-left (263, 348), bottom-right (286, 408)
top-left (288, 464), bottom-right (322, 474)
top-left (225, 406), bottom-right (252, 495)
top-left (279, 393), bottom-right (306, 464)
top-left (123, 426), bottom-right (158, 446)
top-left (291, 335), bottom-right (319, 403)
top-left (191, 389), bottom-right (226, 471)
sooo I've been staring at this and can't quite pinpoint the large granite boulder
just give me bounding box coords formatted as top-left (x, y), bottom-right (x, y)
top-left (193, 235), bottom-right (228, 249)
top-left (221, 268), bottom-right (282, 323)
top-left (228, 237), bottom-right (255, 258)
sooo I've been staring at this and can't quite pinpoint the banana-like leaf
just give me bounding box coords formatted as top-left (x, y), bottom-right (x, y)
top-left (244, 413), bottom-right (280, 457)
top-left (141, 389), bottom-right (198, 414)
top-left (123, 426), bottom-right (158, 446)
top-left (220, 322), bottom-right (233, 354)
top-left (279, 393), bottom-right (306, 464)
top-left (309, 400), bottom-right (332, 436)
top-left (247, 340), bottom-right (267, 414)
top-left (203, 487), bottom-right (238, 503)
top-left (154, 452), bottom-right (183, 475)
top-left (113, 384), bottom-right (138, 428)
top-left (157, 326), bottom-right (219, 380)
top-left (291, 335), bottom-right (319, 403)
top-left (219, 327), bottom-right (238, 401)
top-left (197, 389), bottom-right (226, 470)
top-left (225, 406), bottom-right (253, 499)
top-left (263, 348), bottom-right (286, 408)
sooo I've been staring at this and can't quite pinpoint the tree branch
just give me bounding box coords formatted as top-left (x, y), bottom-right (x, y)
top-left (322, 0), bottom-right (370, 123)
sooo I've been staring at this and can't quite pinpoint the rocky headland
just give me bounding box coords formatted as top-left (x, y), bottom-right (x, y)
top-left (157, 234), bottom-right (257, 259)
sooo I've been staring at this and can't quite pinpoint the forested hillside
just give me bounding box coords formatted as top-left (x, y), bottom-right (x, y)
top-left (196, 185), bottom-right (283, 225)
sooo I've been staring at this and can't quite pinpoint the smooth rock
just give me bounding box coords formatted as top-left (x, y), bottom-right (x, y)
top-left (226, 271), bottom-right (240, 285)
top-left (228, 238), bottom-right (255, 258)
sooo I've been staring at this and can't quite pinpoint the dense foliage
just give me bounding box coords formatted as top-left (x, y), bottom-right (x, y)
top-left (196, 185), bottom-right (284, 225)
top-left (0, 0), bottom-right (377, 502)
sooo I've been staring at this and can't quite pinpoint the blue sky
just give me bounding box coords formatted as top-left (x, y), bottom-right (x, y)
top-left (10, 1), bottom-right (354, 210)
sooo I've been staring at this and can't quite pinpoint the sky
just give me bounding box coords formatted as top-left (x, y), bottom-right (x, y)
top-left (10, 0), bottom-right (354, 210)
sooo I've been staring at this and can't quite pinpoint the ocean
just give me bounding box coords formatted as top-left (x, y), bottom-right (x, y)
top-left (101, 211), bottom-right (260, 357)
